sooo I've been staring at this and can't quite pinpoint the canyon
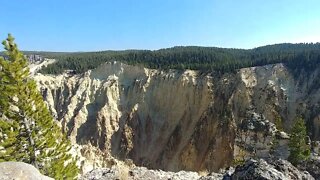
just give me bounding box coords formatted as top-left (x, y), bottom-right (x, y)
top-left (33, 61), bottom-right (320, 174)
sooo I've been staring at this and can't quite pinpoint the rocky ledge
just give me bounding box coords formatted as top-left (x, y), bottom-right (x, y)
top-left (80, 158), bottom-right (319, 180)
top-left (0, 162), bottom-right (53, 180)
top-left (79, 166), bottom-right (223, 180)
top-left (231, 159), bottom-right (313, 180)
top-left (0, 158), bottom-right (318, 179)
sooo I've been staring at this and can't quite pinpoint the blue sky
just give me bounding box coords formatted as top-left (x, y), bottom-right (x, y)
top-left (1, 0), bottom-right (320, 51)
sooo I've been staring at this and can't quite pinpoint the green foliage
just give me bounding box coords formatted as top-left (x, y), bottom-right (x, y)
top-left (0, 34), bottom-right (78, 179)
top-left (37, 43), bottom-right (320, 75)
top-left (274, 114), bottom-right (283, 131)
top-left (232, 148), bottom-right (246, 166)
top-left (232, 157), bottom-right (245, 167)
top-left (288, 117), bottom-right (311, 165)
top-left (0, 120), bottom-right (19, 162)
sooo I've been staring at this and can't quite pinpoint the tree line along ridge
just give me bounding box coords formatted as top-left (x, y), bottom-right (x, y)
top-left (21, 43), bottom-right (320, 75)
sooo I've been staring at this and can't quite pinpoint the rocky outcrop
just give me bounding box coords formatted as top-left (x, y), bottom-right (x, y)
top-left (298, 157), bottom-right (320, 179)
top-left (234, 110), bottom-right (290, 162)
top-left (232, 159), bottom-right (314, 180)
top-left (79, 166), bottom-right (206, 180)
top-left (0, 162), bottom-right (53, 180)
top-left (33, 62), bottom-right (320, 173)
top-left (80, 158), bottom-right (316, 180)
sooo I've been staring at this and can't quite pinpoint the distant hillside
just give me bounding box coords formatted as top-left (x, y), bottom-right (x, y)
top-left (4, 43), bottom-right (320, 74)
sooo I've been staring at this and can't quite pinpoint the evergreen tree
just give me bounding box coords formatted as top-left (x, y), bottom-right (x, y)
top-left (288, 117), bottom-right (311, 165)
top-left (0, 34), bottom-right (78, 179)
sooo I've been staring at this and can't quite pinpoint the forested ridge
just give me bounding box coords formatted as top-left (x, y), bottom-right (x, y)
top-left (3, 43), bottom-right (320, 74)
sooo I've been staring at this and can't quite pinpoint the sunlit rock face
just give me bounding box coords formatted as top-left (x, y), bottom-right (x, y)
top-left (33, 62), bottom-right (320, 173)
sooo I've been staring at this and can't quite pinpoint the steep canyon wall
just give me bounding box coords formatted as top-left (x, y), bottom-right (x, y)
top-left (33, 62), bottom-right (320, 173)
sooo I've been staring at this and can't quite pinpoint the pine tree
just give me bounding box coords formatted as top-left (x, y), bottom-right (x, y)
top-left (0, 34), bottom-right (79, 179)
top-left (288, 117), bottom-right (311, 165)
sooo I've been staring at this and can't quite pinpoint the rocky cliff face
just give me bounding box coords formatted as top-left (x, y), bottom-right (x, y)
top-left (33, 62), bottom-right (320, 173)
